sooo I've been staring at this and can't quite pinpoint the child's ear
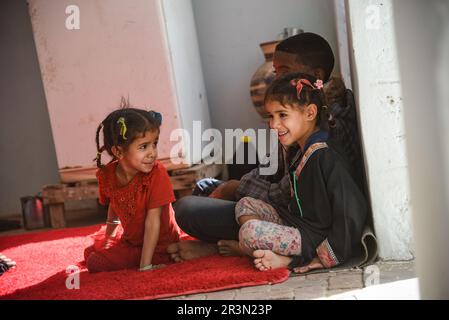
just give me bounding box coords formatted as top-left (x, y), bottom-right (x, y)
top-left (112, 146), bottom-right (123, 159)
top-left (305, 104), bottom-right (318, 121)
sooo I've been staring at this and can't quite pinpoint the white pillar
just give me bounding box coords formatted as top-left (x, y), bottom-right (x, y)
top-left (346, 0), bottom-right (414, 260)
top-left (161, 0), bottom-right (211, 164)
top-left (333, 0), bottom-right (352, 89)
top-left (393, 0), bottom-right (449, 299)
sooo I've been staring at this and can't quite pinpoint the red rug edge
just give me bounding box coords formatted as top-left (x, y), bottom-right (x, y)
top-left (0, 269), bottom-right (291, 300)
top-left (132, 270), bottom-right (291, 300)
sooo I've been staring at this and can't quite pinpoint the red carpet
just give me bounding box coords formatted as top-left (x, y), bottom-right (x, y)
top-left (0, 225), bottom-right (290, 300)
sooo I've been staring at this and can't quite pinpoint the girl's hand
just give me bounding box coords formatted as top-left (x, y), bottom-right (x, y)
top-left (139, 264), bottom-right (166, 272)
top-left (293, 257), bottom-right (324, 274)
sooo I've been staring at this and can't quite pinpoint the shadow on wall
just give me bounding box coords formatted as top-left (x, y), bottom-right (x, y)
top-left (0, 0), bottom-right (59, 218)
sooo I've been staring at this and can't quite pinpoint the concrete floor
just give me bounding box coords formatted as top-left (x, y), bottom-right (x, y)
top-left (162, 260), bottom-right (417, 300)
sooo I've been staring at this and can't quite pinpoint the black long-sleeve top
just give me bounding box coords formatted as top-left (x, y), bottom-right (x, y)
top-left (281, 130), bottom-right (368, 269)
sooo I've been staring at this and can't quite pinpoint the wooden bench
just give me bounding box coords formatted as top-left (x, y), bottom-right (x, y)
top-left (42, 159), bottom-right (224, 228)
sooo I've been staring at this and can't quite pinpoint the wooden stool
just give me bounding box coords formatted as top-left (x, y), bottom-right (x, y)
top-left (42, 160), bottom-right (224, 228)
top-left (42, 181), bottom-right (98, 228)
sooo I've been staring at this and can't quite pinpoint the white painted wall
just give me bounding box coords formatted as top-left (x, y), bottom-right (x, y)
top-left (393, 0), bottom-right (449, 298)
top-left (29, 0), bottom-right (182, 168)
top-left (191, 0), bottom-right (340, 134)
top-left (346, 0), bottom-right (414, 260)
top-left (161, 0), bottom-right (211, 164)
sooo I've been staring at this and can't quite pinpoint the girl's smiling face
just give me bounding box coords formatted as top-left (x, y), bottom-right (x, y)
top-left (265, 100), bottom-right (317, 150)
top-left (114, 129), bottom-right (159, 176)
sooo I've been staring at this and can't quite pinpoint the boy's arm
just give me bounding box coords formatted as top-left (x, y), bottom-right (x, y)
top-left (209, 180), bottom-right (240, 200)
top-left (235, 168), bottom-right (291, 208)
top-left (139, 207), bottom-right (162, 270)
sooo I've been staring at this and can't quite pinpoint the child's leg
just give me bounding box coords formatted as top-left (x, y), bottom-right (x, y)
top-left (86, 243), bottom-right (141, 272)
top-left (235, 197), bottom-right (283, 226)
top-left (239, 219), bottom-right (302, 257)
top-left (84, 245), bottom-right (96, 261)
top-left (216, 197), bottom-right (283, 257)
top-left (235, 197), bottom-right (301, 257)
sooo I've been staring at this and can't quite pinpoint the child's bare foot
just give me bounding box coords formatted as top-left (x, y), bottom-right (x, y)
top-left (166, 243), bottom-right (183, 262)
top-left (217, 240), bottom-right (245, 256)
top-left (166, 241), bottom-right (218, 262)
top-left (167, 243), bottom-right (184, 262)
top-left (252, 250), bottom-right (292, 271)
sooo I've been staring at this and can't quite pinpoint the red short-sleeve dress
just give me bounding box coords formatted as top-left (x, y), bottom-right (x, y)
top-left (84, 160), bottom-right (185, 272)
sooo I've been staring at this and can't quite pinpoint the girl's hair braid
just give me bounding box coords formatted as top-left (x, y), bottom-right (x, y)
top-left (94, 122), bottom-right (104, 168)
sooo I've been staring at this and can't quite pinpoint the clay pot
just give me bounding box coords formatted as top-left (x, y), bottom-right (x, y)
top-left (249, 28), bottom-right (303, 118)
top-left (249, 40), bottom-right (280, 119)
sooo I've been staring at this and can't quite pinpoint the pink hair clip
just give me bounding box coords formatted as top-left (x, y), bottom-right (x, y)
top-left (292, 78), bottom-right (314, 99)
top-left (291, 78), bottom-right (324, 99)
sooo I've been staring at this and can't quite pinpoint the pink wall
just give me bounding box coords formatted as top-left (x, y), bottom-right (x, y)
top-left (29, 0), bottom-right (181, 168)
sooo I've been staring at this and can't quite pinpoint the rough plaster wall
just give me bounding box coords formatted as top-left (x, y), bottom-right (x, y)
top-left (346, 0), bottom-right (414, 260)
top-left (28, 0), bottom-right (182, 168)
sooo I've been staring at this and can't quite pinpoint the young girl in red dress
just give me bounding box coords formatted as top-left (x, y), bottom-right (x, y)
top-left (84, 104), bottom-right (185, 272)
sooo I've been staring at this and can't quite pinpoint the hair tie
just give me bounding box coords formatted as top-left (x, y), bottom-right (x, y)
top-left (291, 78), bottom-right (324, 99)
top-left (93, 150), bottom-right (103, 163)
top-left (117, 117), bottom-right (127, 140)
top-left (149, 111), bottom-right (162, 125)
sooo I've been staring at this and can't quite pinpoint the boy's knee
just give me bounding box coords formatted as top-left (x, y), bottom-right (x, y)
top-left (174, 196), bottom-right (197, 227)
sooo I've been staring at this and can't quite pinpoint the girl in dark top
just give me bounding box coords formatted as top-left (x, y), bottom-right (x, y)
top-left (235, 72), bottom-right (367, 273)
